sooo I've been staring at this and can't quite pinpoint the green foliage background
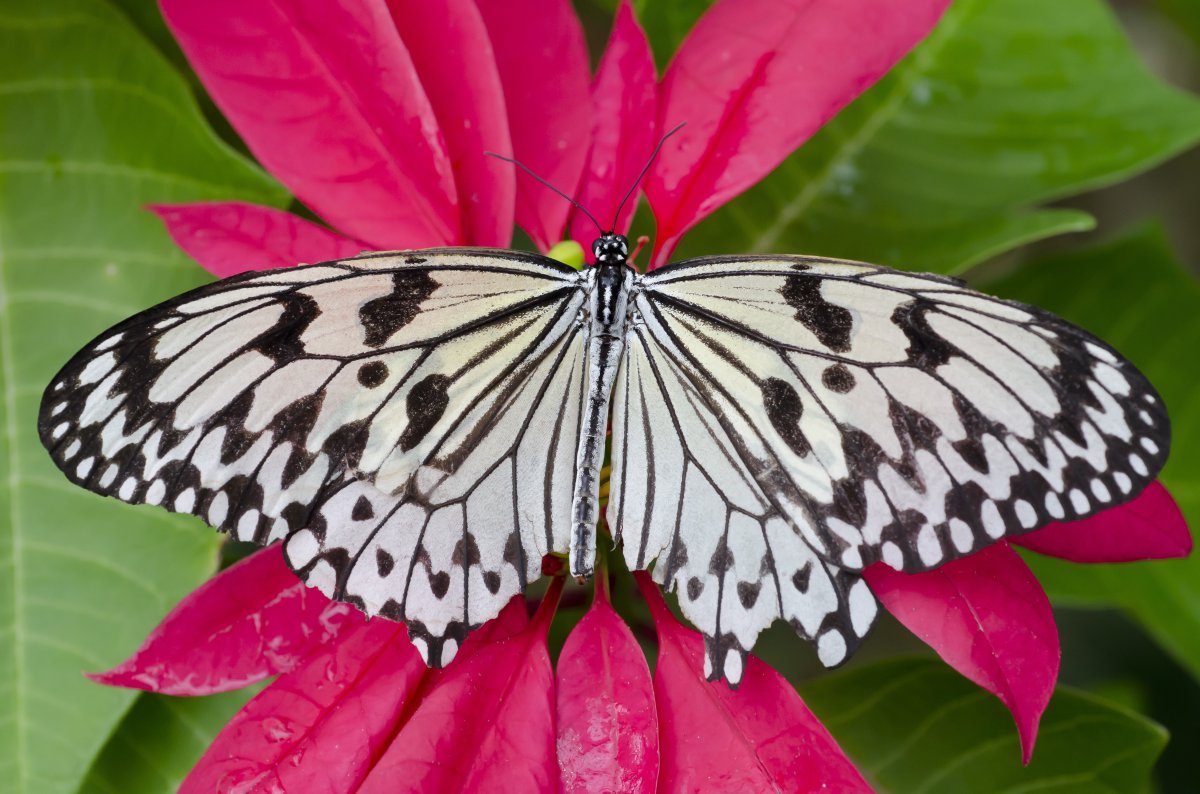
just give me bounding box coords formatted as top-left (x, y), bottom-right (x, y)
top-left (1, 0), bottom-right (1198, 791)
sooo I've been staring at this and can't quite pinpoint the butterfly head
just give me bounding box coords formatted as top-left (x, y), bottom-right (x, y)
top-left (593, 232), bottom-right (629, 266)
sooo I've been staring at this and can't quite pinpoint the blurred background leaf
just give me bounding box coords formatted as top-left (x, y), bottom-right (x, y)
top-left (803, 658), bottom-right (1167, 793)
top-left (77, 687), bottom-right (260, 794)
top-left (0, 1), bottom-right (285, 793)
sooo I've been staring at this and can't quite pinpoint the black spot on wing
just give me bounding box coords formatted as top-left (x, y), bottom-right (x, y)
top-left (352, 495), bottom-right (374, 521)
top-left (376, 548), bottom-right (395, 577)
top-left (398, 374), bottom-right (450, 452)
top-left (780, 274), bottom-right (852, 352)
top-left (821, 364), bottom-right (856, 394)
top-left (762, 377), bottom-right (810, 457)
top-left (360, 271), bottom-right (439, 348)
top-left (357, 361), bottom-right (389, 388)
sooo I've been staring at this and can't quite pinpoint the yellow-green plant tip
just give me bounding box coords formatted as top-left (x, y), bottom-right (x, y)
top-left (547, 240), bottom-right (586, 270)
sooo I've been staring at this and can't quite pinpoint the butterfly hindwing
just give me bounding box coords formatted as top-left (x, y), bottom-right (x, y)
top-left (39, 249), bottom-right (587, 660)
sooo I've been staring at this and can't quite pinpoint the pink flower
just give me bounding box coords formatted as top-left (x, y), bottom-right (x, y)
top-left (89, 0), bottom-right (1192, 788)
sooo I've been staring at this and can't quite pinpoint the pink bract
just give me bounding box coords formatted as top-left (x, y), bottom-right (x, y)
top-left (86, 0), bottom-right (1195, 787)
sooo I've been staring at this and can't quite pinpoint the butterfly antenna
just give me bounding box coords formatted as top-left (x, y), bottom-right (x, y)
top-left (485, 151), bottom-right (605, 236)
top-left (609, 121), bottom-right (686, 231)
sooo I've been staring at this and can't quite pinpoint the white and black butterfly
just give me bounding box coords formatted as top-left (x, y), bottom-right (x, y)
top-left (39, 234), bottom-right (1169, 684)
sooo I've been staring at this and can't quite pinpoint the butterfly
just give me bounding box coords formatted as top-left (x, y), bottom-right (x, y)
top-left (38, 229), bottom-right (1169, 685)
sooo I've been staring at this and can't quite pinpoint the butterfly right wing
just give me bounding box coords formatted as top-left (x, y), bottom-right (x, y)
top-left (40, 249), bottom-right (589, 661)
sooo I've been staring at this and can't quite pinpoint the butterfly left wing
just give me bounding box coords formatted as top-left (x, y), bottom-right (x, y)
top-left (615, 254), bottom-right (1168, 680)
top-left (39, 249), bottom-right (589, 663)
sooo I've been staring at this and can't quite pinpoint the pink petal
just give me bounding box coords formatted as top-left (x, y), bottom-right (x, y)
top-left (864, 544), bottom-right (1059, 763)
top-left (476, 0), bottom-right (591, 251)
top-left (383, 0), bottom-right (515, 247)
top-left (357, 582), bottom-right (561, 793)
top-left (161, 0), bottom-right (459, 249)
top-left (150, 202), bottom-right (363, 277)
top-left (180, 618), bottom-right (416, 794)
top-left (1015, 481), bottom-right (1192, 562)
top-left (568, 0), bottom-right (658, 251)
top-left (646, 0), bottom-right (952, 267)
top-left (556, 584), bottom-right (658, 793)
top-left (89, 546), bottom-right (357, 695)
top-left (180, 596), bottom-right (529, 793)
top-left (635, 573), bottom-right (870, 793)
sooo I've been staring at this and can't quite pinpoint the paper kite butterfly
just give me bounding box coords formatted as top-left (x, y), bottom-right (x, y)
top-left (39, 230), bottom-right (1170, 685)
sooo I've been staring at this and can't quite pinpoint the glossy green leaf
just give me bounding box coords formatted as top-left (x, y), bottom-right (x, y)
top-left (674, 0), bottom-right (1200, 274)
top-left (802, 658), bottom-right (1167, 792)
top-left (77, 688), bottom-right (259, 794)
top-left (988, 226), bottom-right (1200, 681)
top-left (0, 1), bottom-right (286, 792)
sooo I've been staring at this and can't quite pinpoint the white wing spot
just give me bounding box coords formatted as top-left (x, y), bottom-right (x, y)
top-left (1092, 363), bottom-right (1130, 396)
top-left (62, 439), bottom-right (81, 460)
top-left (723, 651), bottom-right (743, 683)
top-left (1129, 453), bottom-right (1149, 477)
top-left (1140, 437), bottom-right (1159, 455)
top-left (99, 464), bottom-right (119, 489)
top-left (817, 630), bottom-right (847, 666)
top-left (118, 477), bottom-right (137, 501)
top-left (175, 488), bottom-right (196, 513)
top-left (881, 542), bottom-right (904, 570)
top-left (917, 525), bottom-right (943, 566)
top-left (52, 422), bottom-right (69, 440)
top-left (1015, 499), bottom-right (1037, 529)
top-left (1044, 492), bottom-right (1065, 519)
top-left (1090, 479), bottom-right (1112, 503)
top-left (981, 500), bottom-right (1005, 539)
top-left (286, 529), bottom-right (320, 567)
top-left (1138, 410), bottom-right (1153, 426)
top-left (1085, 341), bottom-right (1118, 363)
top-left (948, 518), bottom-right (974, 553)
top-left (208, 491), bottom-right (229, 525)
top-left (1114, 472), bottom-right (1133, 494)
top-left (848, 580), bottom-right (876, 636)
top-left (442, 638), bottom-right (460, 667)
top-left (94, 333), bottom-right (124, 352)
top-left (145, 479), bottom-right (166, 506)
top-left (75, 457), bottom-right (94, 478)
top-left (236, 509), bottom-right (260, 540)
top-left (1069, 489), bottom-right (1089, 514)
top-left (50, 402), bottom-right (67, 417)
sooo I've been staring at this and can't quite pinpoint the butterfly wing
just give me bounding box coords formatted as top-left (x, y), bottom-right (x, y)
top-left (40, 249), bottom-right (588, 662)
top-left (613, 255), bottom-right (1168, 680)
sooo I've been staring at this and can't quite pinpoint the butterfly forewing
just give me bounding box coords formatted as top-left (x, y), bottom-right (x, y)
top-left (39, 249), bottom-right (587, 661)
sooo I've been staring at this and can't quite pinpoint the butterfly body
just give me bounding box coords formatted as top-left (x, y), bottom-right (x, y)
top-left (40, 243), bottom-right (1169, 682)
top-left (572, 234), bottom-right (633, 579)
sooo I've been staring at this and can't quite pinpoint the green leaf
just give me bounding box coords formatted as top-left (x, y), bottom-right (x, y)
top-left (987, 226), bottom-right (1200, 681)
top-left (675, 0), bottom-right (1200, 274)
top-left (1153, 0), bottom-right (1200, 48)
top-left (628, 0), bottom-right (709, 70)
top-left (802, 658), bottom-right (1167, 793)
top-left (77, 688), bottom-right (260, 794)
top-left (0, 1), bottom-right (287, 792)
